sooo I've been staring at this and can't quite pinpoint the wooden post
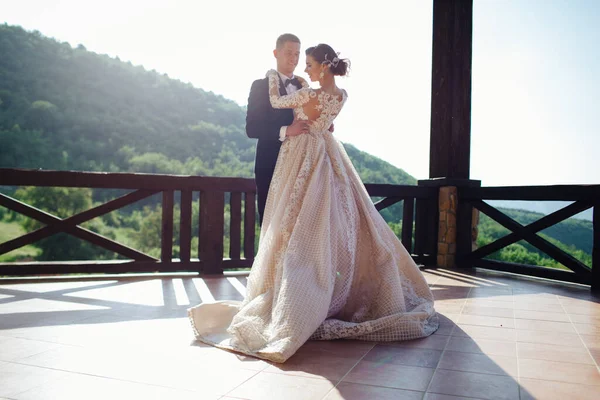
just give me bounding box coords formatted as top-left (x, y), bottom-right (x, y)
top-left (593, 203), bottom-right (599, 293)
top-left (244, 192), bottom-right (256, 261)
top-left (402, 198), bottom-right (414, 252)
top-left (161, 190), bottom-right (174, 264)
top-left (429, 0), bottom-right (473, 179)
top-left (414, 182), bottom-right (440, 266)
top-left (229, 192), bottom-right (242, 260)
top-left (456, 193), bottom-right (473, 268)
top-left (199, 191), bottom-right (224, 274)
top-left (179, 189), bottom-right (192, 264)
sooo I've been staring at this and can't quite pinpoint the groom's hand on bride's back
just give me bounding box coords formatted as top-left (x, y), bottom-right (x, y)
top-left (286, 120), bottom-right (309, 137)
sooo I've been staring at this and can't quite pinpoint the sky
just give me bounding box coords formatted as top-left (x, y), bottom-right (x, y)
top-left (1, 0), bottom-right (598, 186)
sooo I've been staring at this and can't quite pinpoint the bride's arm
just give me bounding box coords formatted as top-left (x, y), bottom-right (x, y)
top-left (267, 69), bottom-right (310, 109)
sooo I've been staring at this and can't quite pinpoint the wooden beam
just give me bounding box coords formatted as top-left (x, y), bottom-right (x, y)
top-left (462, 185), bottom-right (600, 201)
top-left (0, 168), bottom-right (256, 192)
top-left (365, 184), bottom-right (436, 199)
top-left (161, 190), bottom-right (174, 263)
top-left (474, 259), bottom-right (590, 286)
top-left (244, 192), bottom-right (256, 261)
top-left (429, 0), bottom-right (473, 179)
top-left (199, 191), bottom-right (225, 274)
top-left (593, 203), bottom-right (599, 293)
top-left (179, 190), bottom-right (192, 264)
top-left (456, 194), bottom-right (473, 266)
top-left (0, 259), bottom-right (254, 276)
top-left (374, 196), bottom-right (402, 211)
top-left (412, 195), bottom-right (440, 262)
top-left (230, 192), bottom-right (242, 260)
top-left (402, 198), bottom-right (414, 251)
top-left (0, 260), bottom-right (166, 275)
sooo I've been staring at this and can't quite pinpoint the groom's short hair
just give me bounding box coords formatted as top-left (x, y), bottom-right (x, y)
top-left (276, 34), bottom-right (300, 49)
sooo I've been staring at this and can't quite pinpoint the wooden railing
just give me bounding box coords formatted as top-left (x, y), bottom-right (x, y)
top-left (369, 184), bottom-right (438, 266)
top-left (0, 168), bottom-right (438, 276)
top-left (456, 185), bottom-right (600, 290)
top-left (0, 169), bottom-right (256, 275)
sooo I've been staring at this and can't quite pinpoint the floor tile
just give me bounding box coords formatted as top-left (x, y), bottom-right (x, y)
top-left (573, 322), bottom-right (600, 335)
top-left (517, 342), bottom-right (595, 365)
top-left (513, 309), bottom-right (569, 322)
top-left (516, 329), bottom-right (584, 347)
top-left (445, 336), bottom-right (517, 357)
top-left (519, 378), bottom-right (600, 400)
top-left (457, 315), bottom-right (514, 329)
top-left (452, 325), bottom-right (516, 342)
top-left (264, 351), bottom-right (358, 381)
top-left (568, 313), bottom-right (600, 325)
top-left (323, 382), bottom-right (423, 400)
top-left (0, 336), bottom-right (65, 362)
top-left (294, 340), bottom-right (374, 359)
top-left (580, 334), bottom-right (600, 350)
top-left (424, 394), bottom-right (484, 400)
top-left (15, 371), bottom-right (212, 400)
top-left (0, 361), bottom-right (71, 398)
top-left (427, 369), bottom-right (519, 400)
top-left (380, 334), bottom-right (449, 351)
top-left (363, 345), bottom-right (442, 368)
top-left (462, 305), bottom-right (514, 318)
top-left (519, 358), bottom-right (600, 386)
top-left (18, 345), bottom-right (258, 394)
top-left (514, 319), bottom-right (576, 333)
top-left (226, 372), bottom-right (334, 400)
top-left (438, 350), bottom-right (517, 376)
top-left (343, 360), bottom-right (435, 391)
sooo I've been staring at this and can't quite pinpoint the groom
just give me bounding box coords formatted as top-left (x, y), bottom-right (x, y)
top-left (245, 33), bottom-right (309, 226)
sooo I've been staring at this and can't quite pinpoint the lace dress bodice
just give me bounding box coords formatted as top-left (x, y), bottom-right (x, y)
top-left (267, 69), bottom-right (347, 136)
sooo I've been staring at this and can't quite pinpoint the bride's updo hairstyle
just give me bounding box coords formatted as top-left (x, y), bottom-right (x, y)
top-left (305, 44), bottom-right (350, 77)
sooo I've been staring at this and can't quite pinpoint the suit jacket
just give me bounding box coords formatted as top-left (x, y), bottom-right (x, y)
top-left (245, 75), bottom-right (294, 178)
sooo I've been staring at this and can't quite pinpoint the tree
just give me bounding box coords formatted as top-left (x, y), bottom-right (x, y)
top-left (24, 100), bottom-right (59, 132)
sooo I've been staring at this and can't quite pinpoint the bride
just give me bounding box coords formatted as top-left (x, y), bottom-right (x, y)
top-left (188, 43), bottom-right (439, 363)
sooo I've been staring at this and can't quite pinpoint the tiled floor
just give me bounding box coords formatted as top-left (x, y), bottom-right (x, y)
top-left (0, 267), bottom-right (599, 400)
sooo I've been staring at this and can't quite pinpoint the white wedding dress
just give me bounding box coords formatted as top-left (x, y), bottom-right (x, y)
top-left (188, 69), bottom-right (439, 363)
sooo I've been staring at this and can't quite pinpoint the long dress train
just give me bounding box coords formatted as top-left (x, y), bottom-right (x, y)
top-left (188, 69), bottom-right (438, 363)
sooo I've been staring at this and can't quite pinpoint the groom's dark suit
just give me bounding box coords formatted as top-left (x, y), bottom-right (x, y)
top-left (246, 74), bottom-right (296, 226)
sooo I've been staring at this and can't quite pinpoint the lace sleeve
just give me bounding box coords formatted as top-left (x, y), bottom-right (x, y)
top-left (267, 69), bottom-right (310, 109)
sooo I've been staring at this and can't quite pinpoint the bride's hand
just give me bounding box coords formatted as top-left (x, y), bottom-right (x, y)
top-left (287, 120), bottom-right (310, 137)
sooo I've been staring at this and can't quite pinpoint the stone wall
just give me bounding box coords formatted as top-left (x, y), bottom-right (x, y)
top-left (437, 186), bottom-right (457, 267)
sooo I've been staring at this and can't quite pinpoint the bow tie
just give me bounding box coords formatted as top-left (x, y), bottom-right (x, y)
top-left (284, 77), bottom-right (301, 88)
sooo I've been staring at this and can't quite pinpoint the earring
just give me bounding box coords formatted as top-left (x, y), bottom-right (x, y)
top-left (319, 71), bottom-right (324, 79)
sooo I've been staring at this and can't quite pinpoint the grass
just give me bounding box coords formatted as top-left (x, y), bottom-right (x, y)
top-left (0, 220), bottom-right (41, 262)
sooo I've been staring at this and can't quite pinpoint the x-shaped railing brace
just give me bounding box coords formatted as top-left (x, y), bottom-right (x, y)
top-left (0, 190), bottom-right (159, 261)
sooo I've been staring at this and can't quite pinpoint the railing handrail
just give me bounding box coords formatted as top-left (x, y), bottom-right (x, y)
top-left (0, 168), bottom-right (256, 192)
top-left (461, 184), bottom-right (600, 201)
top-left (0, 168), bottom-right (437, 199)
